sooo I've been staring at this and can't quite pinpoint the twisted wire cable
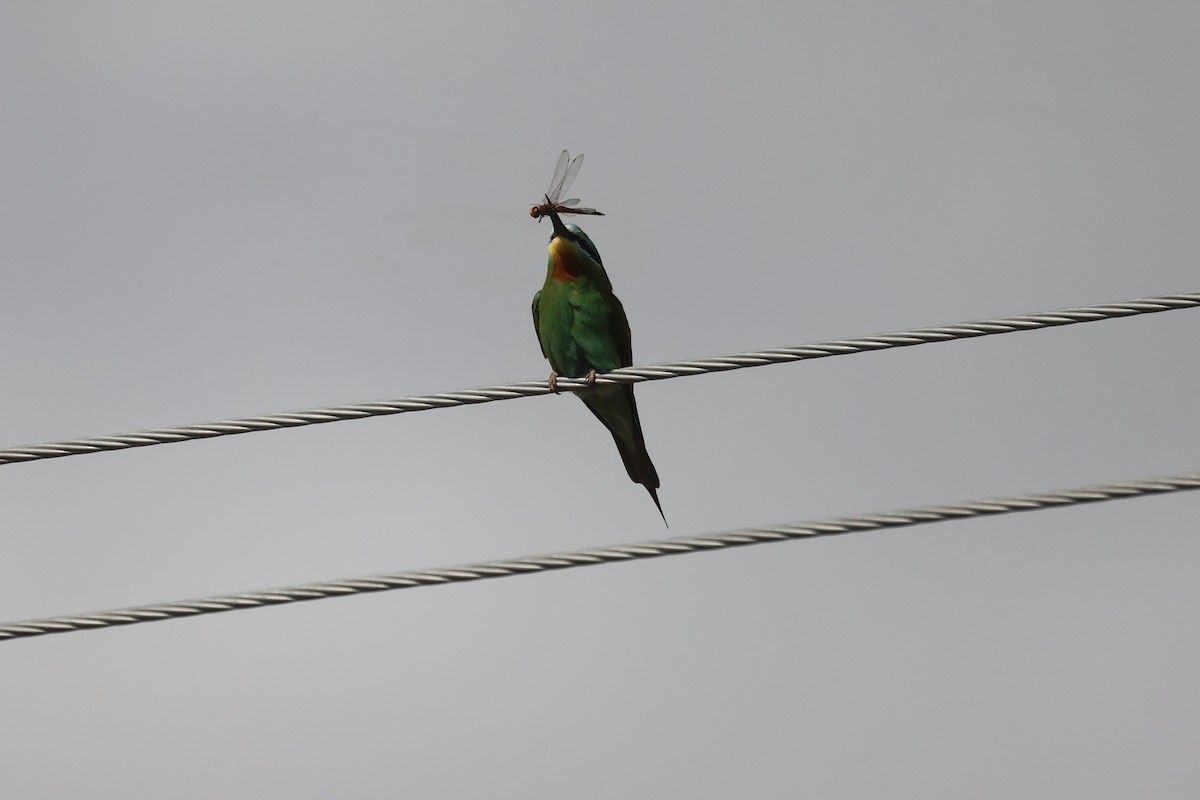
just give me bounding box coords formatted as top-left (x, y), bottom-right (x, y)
top-left (3, 471), bottom-right (1196, 643)
top-left (1, 291), bottom-right (1196, 467)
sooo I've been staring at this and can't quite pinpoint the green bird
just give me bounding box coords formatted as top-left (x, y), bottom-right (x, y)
top-left (531, 206), bottom-right (666, 524)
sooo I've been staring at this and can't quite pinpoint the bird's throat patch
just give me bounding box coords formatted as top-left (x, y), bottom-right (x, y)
top-left (549, 238), bottom-right (584, 282)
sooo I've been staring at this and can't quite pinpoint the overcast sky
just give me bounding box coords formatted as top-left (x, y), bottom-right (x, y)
top-left (2, 3), bottom-right (1199, 797)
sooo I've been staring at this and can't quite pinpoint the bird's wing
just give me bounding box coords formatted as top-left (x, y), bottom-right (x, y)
top-left (531, 290), bottom-right (547, 358)
top-left (568, 286), bottom-right (628, 374)
top-left (608, 292), bottom-right (634, 368)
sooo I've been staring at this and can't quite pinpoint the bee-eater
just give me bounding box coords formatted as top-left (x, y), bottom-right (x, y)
top-left (531, 206), bottom-right (665, 524)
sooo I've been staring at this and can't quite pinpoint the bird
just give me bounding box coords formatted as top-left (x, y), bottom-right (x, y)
top-left (531, 204), bottom-right (666, 524)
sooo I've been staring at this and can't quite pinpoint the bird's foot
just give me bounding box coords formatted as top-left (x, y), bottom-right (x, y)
top-left (583, 369), bottom-right (597, 387)
top-left (548, 372), bottom-right (560, 394)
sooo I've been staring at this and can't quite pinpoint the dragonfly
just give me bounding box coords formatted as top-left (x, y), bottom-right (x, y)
top-left (529, 150), bottom-right (605, 220)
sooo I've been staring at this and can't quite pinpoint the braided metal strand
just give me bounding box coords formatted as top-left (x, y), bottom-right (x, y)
top-left (2, 471), bottom-right (1196, 643)
top-left (1, 292), bottom-right (1196, 467)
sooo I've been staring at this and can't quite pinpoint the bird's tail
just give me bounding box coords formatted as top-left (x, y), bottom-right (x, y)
top-left (616, 441), bottom-right (666, 525)
top-left (581, 385), bottom-right (667, 526)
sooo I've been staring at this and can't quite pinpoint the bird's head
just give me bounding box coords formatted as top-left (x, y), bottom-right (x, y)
top-left (545, 202), bottom-right (604, 268)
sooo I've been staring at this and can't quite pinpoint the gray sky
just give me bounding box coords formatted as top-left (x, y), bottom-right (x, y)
top-left (3, 2), bottom-right (1199, 797)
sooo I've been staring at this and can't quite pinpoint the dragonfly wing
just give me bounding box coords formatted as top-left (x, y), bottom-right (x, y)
top-left (556, 152), bottom-right (584, 203)
top-left (559, 198), bottom-right (580, 206)
top-left (545, 150), bottom-right (571, 203)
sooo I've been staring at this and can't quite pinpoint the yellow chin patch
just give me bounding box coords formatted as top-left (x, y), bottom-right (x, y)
top-left (548, 237), bottom-right (581, 281)
top-left (548, 236), bottom-right (574, 259)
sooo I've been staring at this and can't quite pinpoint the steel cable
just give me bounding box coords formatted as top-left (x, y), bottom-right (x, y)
top-left (2, 471), bottom-right (1196, 642)
top-left (1, 292), bottom-right (1196, 467)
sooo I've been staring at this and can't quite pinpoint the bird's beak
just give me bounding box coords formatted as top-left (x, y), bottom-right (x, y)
top-left (544, 196), bottom-right (571, 240)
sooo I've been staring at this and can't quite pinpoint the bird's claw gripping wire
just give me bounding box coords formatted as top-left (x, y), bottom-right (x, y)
top-left (548, 369), bottom-right (597, 395)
